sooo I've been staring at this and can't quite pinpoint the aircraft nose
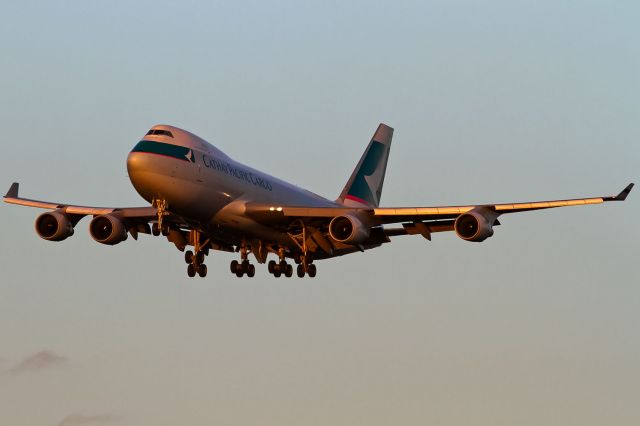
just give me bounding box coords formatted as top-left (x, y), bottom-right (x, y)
top-left (126, 150), bottom-right (143, 175)
top-left (126, 150), bottom-right (159, 203)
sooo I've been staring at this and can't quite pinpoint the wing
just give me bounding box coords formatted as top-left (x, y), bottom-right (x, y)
top-left (259, 183), bottom-right (633, 221)
top-left (245, 183), bottom-right (634, 243)
top-left (2, 182), bottom-right (190, 243)
top-left (372, 182), bottom-right (634, 223)
top-left (4, 182), bottom-right (238, 254)
top-left (4, 182), bottom-right (156, 218)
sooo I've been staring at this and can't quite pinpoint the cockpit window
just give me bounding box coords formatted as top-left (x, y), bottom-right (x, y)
top-left (145, 129), bottom-right (174, 138)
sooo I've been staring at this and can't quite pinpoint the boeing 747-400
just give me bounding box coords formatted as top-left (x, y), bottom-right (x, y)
top-left (4, 124), bottom-right (633, 278)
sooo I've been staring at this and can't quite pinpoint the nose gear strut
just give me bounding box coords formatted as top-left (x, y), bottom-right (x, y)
top-left (152, 198), bottom-right (170, 236)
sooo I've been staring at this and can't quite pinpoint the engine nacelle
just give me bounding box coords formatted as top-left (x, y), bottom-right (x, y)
top-left (454, 209), bottom-right (497, 242)
top-left (328, 214), bottom-right (370, 245)
top-left (89, 214), bottom-right (128, 245)
top-left (35, 211), bottom-right (75, 241)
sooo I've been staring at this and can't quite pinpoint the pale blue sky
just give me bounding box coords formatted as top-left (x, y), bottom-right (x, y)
top-left (1, 1), bottom-right (639, 425)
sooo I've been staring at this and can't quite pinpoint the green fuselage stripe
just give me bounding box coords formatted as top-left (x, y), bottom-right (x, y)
top-left (131, 140), bottom-right (193, 162)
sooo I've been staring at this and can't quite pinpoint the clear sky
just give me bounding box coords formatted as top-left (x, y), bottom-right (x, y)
top-left (1, 1), bottom-right (638, 425)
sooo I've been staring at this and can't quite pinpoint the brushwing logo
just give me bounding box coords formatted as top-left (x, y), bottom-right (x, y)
top-left (346, 141), bottom-right (386, 206)
top-left (185, 149), bottom-right (195, 163)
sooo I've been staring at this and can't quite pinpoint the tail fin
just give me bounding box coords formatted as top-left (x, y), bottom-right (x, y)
top-left (337, 123), bottom-right (394, 207)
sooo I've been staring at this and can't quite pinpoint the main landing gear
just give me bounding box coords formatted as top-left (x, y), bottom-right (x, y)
top-left (185, 229), bottom-right (209, 278)
top-left (296, 263), bottom-right (316, 278)
top-left (230, 243), bottom-right (255, 278)
top-left (268, 248), bottom-right (293, 278)
top-left (296, 256), bottom-right (316, 278)
top-left (185, 249), bottom-right (208, 278)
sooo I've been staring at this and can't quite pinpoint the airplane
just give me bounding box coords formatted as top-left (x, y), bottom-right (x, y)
top-left (4, 123), bottom-right (634, 279)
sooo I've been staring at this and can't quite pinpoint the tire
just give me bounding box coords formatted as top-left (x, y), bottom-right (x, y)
top-left (230, 260), bottom-right (239, 274)
top-left (268, 260), bottom-right (276, 274)
top-left (196, 251), bottom-right (205, 264)
top-left (247, 264), bottom-right (255, 278)
top-left (152, 223), bottom-right (160, 236)
top-left (296, 264), bottom-right (305, 278)
top-left (307, 264), bottom-right (317, 278)
top-left (187, 264), bottom-right (196, 277)
top-left (285, 264), bottom-right (293, 277)
top-left (185, 250), bottom-right (194, 264)
top-left (274, 269), bottom-right (281, 278)
top-left (161, 226), bottom-right (170, 236)
top-left (235, 269), bottom-right (244, 278)
top-left (197, 264), bottom-right (207, 277)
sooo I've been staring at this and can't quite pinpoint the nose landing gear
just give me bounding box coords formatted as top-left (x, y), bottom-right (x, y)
top-left (152, 199), bottom-right (170, 236)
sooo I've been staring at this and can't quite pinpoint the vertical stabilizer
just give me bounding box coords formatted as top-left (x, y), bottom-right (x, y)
top-left (337, 123), bottom-right (393, 207)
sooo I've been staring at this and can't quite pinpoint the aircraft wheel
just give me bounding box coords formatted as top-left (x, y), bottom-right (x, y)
top-left (161, 226), bottom-right (170, 236)
top-left (185, 250), bottom-right (194, 264)
top-left (268, 260), bottom-right (276, 274)
top-left (235, 269), bottom-right (244, 278)
top-left (285, 264), bottom-right (293, 277)
top-left (197, 264), bottom-right (207, 277)
top-left (247, 264), bottom-right (255, 278)
top-left (274, 269), bottom-right (282, 278)
top-left (187, 264), bottom-right (196, 278)
top-left (307, 264), bottom-right (317, 278)
top-left (152, 223), bottom-right (160, 236)
top-left (230, 260), bottom-right (239, 274)
top-left (296, 264), bottom-right (305, 278)
top-left (196, 251), bottom-right (206, 264)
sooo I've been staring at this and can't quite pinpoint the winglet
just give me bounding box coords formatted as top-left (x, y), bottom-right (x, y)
top-left (610, 183), bottom-right (634, 201)
top-left (4, 182), bottom-right (19, 198)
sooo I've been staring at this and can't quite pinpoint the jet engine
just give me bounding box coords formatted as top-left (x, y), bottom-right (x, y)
top-left (329, 214), bottom-right (370, 245)
top-left (454, 209), bottom-right (498, 242)
top-left (35, 211), bottom-right (74, 241)
top-left (89, 214), bottom-right (128, 245)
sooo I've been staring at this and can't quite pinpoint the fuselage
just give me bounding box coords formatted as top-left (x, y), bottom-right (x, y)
top-left (126, 125), bottom-right (337, 242)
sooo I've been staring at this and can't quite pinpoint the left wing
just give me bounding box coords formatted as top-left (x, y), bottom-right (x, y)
top-left (259, 183), bottom-right (634, 223)
top-left (245, 183), bottom-right (633, 243)
top-left (371, 182), bottom-right (634, 224)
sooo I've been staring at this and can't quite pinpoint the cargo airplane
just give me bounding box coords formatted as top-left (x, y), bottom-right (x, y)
top-left (4, 124), bottom-right (633, 278)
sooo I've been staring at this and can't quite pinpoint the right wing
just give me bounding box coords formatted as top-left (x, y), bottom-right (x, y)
top-left (3, 182), bottom-right (193, 245)
top-left (4, 182), bottom-right (157, 218)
